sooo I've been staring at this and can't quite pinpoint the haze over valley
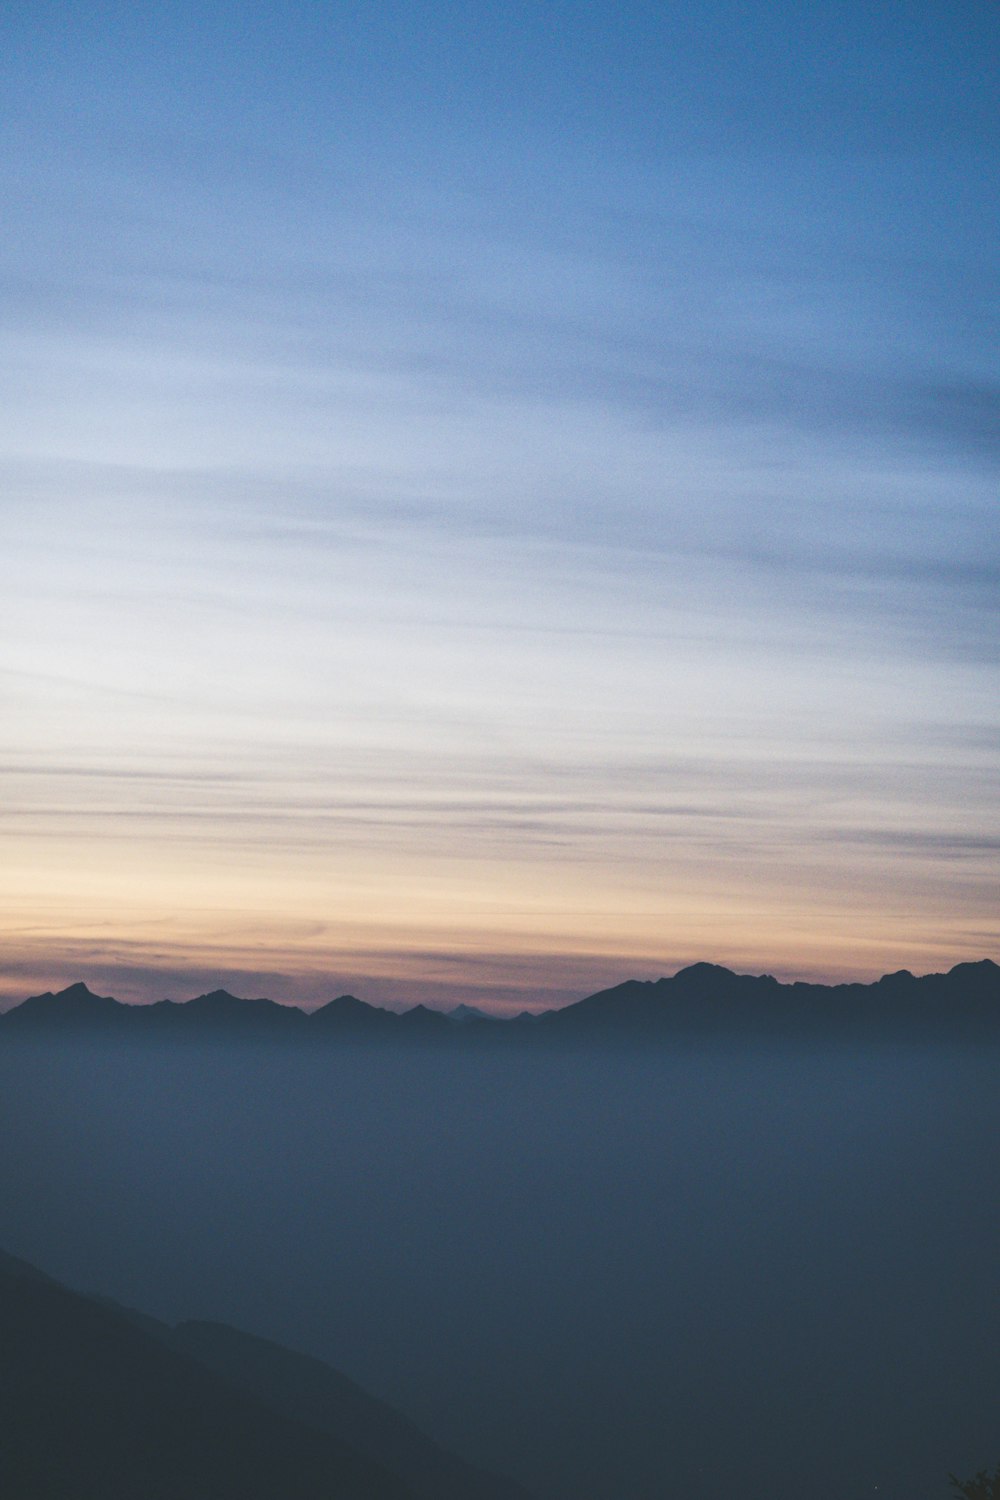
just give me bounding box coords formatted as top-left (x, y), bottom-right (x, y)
top-left (2, 959), bottom-right (999, 1499)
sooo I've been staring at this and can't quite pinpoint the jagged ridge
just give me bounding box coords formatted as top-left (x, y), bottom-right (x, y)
top-left (2, 960), bottom-right (998, 1041)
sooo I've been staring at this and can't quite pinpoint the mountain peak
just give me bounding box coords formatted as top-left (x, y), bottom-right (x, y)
top-left (4, 980), bottom-right (122, 1026)
top-left (398, 1004), bottom-right (447, 1025)
top-left (309, 994), bottom-right (390, 1028)
top-left (55, 981), bottom-right (106, 1001)
top-left (447, 1004), bottom-right (491, 1023)
top-left (672, 962), bottom-right (738, 984)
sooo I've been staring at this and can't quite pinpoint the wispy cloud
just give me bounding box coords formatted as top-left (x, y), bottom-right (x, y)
top-left (1, 2), bottom-right (996, 1002)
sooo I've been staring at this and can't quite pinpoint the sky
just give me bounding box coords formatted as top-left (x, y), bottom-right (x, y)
top-left (1, 0), bottom-right (997, 1011)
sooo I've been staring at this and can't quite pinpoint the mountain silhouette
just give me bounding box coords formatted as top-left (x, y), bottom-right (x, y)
top-left (144, 990), bottom-right (309, 1035)
top-left (3, 981), bottom-right (124, 1030)
top-left (395, 1003), bottom-right (451, 1033)
top-left (310, 993), bottom-right (397, 1033)
top-left (447, 1004), bottom-right (495, 1023)
top-left (540, 958), bottom-right (1000, 1039)
top-left (0, 1247), bottom-right (529, 1500)
top-left (2, 960), bottom-right (997, 1041)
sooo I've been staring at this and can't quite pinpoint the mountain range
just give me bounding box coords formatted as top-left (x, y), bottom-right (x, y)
top-left (0, 1246), bottom-right (529, 1500)
top-left (1, 960), bottom-right (998, 1041)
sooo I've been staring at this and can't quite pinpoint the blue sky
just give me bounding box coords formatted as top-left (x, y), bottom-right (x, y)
top-left (1, 1), bottom-right (997, 1008)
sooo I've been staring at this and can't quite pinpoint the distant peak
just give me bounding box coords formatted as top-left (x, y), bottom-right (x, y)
top-left (398, 1004), bottom-right (446, 1023)
top-left (7, 980), bottom-right (120, 1019)
top-left (309, 993), bottom-right (389, 1026)
top-left (672, 963), bottom-right (737, 981)
top-left (51, 981), bottom-right (117, 1004)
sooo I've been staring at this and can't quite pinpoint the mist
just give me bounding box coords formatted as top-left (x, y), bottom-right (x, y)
top-left (1, 1035), bottom-right (997, 1500)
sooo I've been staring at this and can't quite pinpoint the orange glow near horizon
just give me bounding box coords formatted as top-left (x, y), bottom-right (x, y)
top-left (0, 806), bottom-right (993, 1010)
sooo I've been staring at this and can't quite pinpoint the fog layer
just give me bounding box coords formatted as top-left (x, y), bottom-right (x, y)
top-left (1, 1038), bottom-right (996, 1499)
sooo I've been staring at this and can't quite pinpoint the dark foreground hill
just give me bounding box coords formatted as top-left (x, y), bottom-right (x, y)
top-left (0, 1248), bottom-right (529, 1500)
top-left (1, 959), bottom-right (998, 1042)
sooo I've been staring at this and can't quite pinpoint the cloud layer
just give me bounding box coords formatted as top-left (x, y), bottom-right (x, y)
top-left (1, 2), bottom-right (997, 1006)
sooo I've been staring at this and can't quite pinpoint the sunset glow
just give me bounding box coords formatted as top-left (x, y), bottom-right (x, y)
top-left (2, 2), bottom-right (996, 1009)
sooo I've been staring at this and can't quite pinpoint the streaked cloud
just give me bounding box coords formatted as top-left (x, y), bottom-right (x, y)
top-left (1, 2), bottom-right (996, 1005)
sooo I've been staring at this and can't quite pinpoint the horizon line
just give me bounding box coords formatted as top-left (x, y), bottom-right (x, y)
top-left (4, 956), bottom-right (998, 1019)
